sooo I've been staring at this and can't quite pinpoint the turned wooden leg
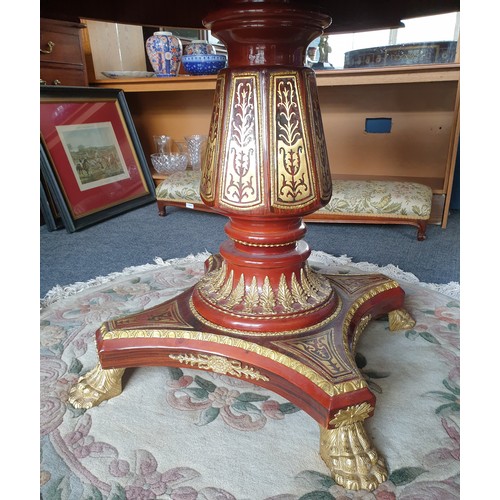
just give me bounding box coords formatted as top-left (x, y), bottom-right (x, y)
top-left (68, 362), bottom-right (125, 409)
top-left (319, 402), bottom-right (387, 491)
top-left (157, 202), bottom-right (167, 216)
top-left (417, 221), bottom-right (427, 241)
top-left (388, 308), bottom-right (416, 331)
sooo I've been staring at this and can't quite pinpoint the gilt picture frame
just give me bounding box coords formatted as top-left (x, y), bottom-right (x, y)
top-left (40, 86), bottom-right (155, 232)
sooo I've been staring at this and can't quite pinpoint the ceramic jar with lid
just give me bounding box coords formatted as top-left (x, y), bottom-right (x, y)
top-left (145, 31), bottom-right (182, 77)
top-left (184, 39), bottom-right (216, 55)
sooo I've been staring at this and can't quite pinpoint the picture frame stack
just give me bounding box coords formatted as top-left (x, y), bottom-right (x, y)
top-left (40, 86), bottom-right (156, 232)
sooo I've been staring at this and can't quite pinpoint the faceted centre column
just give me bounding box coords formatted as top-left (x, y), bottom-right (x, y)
top-left (191, 3), bottom-right (336, 333)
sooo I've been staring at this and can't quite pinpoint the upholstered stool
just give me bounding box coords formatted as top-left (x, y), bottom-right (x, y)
top-left (307, 179), bottom-right (433, 240)
top-left (156, 171), bottom-right (433, 240)
top-left (156, 169), bottom-right (211, 213)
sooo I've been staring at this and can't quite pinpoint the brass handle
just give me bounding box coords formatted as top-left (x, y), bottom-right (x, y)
top-left (40, 41), bottom-right (55, 54)
top-left (40, 78), bottom-right (61, 85)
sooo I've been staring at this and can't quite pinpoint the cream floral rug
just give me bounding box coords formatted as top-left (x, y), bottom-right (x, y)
top-left (40, 252), bottom-right (459, 499)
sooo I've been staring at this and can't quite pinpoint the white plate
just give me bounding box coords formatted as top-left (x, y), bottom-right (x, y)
top-left (101, 71), bottom-right (156, 79)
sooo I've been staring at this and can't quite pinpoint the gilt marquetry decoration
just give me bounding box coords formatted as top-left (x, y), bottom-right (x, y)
top-left (305, 71), bottom-right (332, 203)
top-left (334, 274), bottom-right (394, 295)
top-left (201, 74), bottom-right (225, 203)
top-left (169, 353), bottom-right (269, 381)
top-left (109, 301), bottom-right (194, 330)
top-left (219, 73), bottom-right (263, 210)
top-left (271, 330), bottom-right (358, 384)
top-left (271, 73), bottom-right (316, 209)
top-left (341, 281), bottom-right (401, 336)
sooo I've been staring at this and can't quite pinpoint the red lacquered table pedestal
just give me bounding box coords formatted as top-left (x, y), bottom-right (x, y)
top-left (69, 1), bottom-right (416, 491)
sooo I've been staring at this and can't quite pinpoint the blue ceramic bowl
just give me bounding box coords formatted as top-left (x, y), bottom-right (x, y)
top-left (182, 54), bottom-right (227, 76)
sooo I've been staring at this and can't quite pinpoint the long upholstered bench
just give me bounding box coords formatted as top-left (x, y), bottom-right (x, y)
top-left (156, 170), bottom-right (433, 240)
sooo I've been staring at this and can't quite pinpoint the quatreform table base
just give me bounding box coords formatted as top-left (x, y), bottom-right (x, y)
top-left (68, 1), bottom-right (416, 491)
top-left (69, 255), bottom-right (415, 491)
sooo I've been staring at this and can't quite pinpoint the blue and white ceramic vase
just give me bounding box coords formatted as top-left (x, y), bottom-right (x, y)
top-left (145, 31), bottom-right (182, 77)
top-left (185, 39), bottom-right (216, 55)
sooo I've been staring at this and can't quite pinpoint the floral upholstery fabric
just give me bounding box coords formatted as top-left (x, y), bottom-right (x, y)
top-left (155, 170), bottom-right (202, 204)
top-left (327, 180), bottom-right (432, 219)
top-left (156, 171), bottom-right (432, 220)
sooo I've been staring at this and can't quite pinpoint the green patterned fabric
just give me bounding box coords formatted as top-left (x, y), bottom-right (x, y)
top-left (156, 172), bottom-right (432, 220)
top-left (327, 180), bottom-right (432, 220)
top-left (155, 170), bottom-right (202, 204)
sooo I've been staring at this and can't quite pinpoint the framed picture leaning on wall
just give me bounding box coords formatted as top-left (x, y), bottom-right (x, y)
top-left (40, 86), bottom-right (156, 232)
top-left (40, 173), bottom-right (63, 232)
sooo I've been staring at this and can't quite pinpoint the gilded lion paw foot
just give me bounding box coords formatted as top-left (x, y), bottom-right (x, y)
top-left (320, 403), bottom-right (388, 491)
top-left (325, 451), bottom-right (387, 491)
top-left (68, 363), bottom-right (125, 409)
top-left (388, 308), bottom-right (416, 331)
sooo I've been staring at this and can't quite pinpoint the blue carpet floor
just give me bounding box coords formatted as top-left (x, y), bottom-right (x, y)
top-left (40, 202), bottom-right (459, 298)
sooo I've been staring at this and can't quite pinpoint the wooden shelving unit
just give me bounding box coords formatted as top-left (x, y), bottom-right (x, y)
top-left (91, 63), bottom-right (460, 226)
top-left (92, 64), bottom-right (460, 91)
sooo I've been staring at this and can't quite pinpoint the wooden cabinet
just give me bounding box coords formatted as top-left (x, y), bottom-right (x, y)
top-left (91, 64), bottom-right (459, 226)
top-left (40, 18), bottom-right (89, 86)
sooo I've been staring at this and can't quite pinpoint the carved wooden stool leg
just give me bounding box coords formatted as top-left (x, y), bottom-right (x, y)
top-left (417, 221), bottom-right (427, 241)
top-left (319, 402), bottom-right (387, 491)
top-left (68, 362), bottom-right (125, 409)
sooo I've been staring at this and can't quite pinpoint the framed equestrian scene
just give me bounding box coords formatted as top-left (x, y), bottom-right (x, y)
top-left (40, 86), bottom-right (155, 232)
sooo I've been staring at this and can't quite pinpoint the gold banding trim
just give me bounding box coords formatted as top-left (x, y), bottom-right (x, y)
top-left (101, 326), bottom-right (365, 397)
top-left (201, 74), bottom-right (225, 202)
top-left (169, 353), bottom-right (269, 381)
top-left (340, 280), bottom-right (399, 377)
top-left (342, 280), bottom-right (400, 341)
top-left (231, 238), bottom-right (296, 248)
top-left (352, 314), bottom-right (372, 352)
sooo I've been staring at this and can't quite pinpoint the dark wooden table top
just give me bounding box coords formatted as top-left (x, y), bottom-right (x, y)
top-left (40, 0), bottom-right (460, 34)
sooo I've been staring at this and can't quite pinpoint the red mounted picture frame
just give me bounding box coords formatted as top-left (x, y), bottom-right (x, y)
top-left (40, 86), bottom-right (156, 232)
